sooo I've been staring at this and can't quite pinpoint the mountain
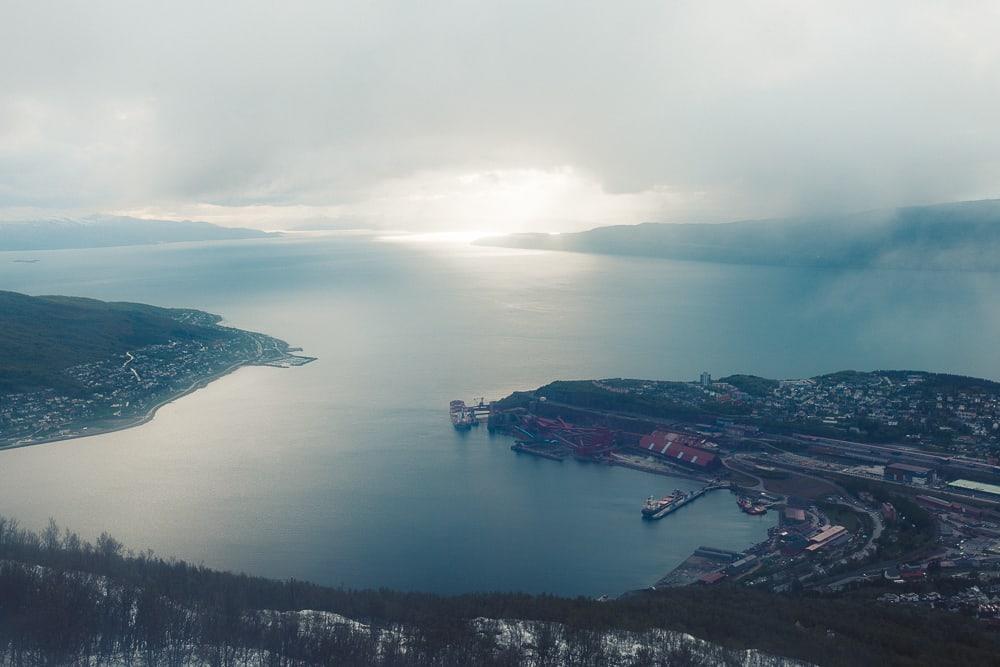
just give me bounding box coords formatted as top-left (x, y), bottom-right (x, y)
top-left (477, 199), bottom-right (1000, 271)
top-left (0, 215), bottom-right (273, 251)
top-left (0, 291), bottom-right (228, 393)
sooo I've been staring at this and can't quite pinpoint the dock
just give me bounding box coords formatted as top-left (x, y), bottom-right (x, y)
top-left (511, 442), bottom-right (567, 461)
top-left (646, 484), bottom-right (726, 520)
top-left (467, 398), bottom-right (492, 422)
top-left (656, 546), bottom-right (742, 587)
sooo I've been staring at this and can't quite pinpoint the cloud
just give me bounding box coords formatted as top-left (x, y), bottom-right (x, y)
top-left (1, 1), bottom-right (999, 230)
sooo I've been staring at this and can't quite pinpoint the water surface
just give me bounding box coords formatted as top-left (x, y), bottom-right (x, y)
top-left (1, 235), bottom-right (997, 595)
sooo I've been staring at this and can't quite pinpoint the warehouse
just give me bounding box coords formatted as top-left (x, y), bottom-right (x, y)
top-left (947, 479), bottom-right (1000, 499)
top-left (884, 463), bottom-right (935, 485)
top-left (639, 431), bottom-right (721, 470)
top-left (805, 525), bottom-right (849, 553)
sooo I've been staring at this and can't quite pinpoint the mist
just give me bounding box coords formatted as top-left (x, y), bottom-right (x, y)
top-left (2, 1), bottom-right (999, 232)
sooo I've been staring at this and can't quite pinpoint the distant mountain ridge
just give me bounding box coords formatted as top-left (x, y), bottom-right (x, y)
top-left (0, 215), bottom-right (273, 251)
top-left (477, 199), bottom-right (1000, 271)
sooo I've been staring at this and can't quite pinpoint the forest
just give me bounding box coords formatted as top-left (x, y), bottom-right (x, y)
top-left (0, 291), bottom-right (228, 394)
top-left (1, 515), bottom-right (999, 665)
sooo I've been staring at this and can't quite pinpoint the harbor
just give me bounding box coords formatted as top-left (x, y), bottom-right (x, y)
top-left (641, 484), bottom-right (728, 520)
top-left (451, 396), bottom-right (729, 484)
top-left (449, 396), bottom-right (776, 515)
top-left (449, 396), bottom-right (781, 588)
top-left (449, 398), bottom-right (491, 430)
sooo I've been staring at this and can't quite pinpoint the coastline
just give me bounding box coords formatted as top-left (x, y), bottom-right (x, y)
top-left (0, 356), bottom-right (307, 452)
top-left (608, 453), bottom-right (715, 483)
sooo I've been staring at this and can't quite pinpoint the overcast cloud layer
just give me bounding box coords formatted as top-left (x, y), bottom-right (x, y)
top-left (2, 1), bottom-right (999, 232)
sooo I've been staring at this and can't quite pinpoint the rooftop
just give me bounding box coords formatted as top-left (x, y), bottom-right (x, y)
top-left (948, 479), bottom-right (1000, 497)
top-left (885, 463), bottom-right (933, 475)
top-left (810, 525), bottom-right (847, 543)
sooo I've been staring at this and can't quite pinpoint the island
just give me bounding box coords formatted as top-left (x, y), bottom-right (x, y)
top-left (0, 290), bottom-right (314, 448)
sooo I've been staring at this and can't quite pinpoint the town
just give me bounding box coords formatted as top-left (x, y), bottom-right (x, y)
top-left (0, 316), bottom-right (313, 448)
top-left (475, 370), bottom-right (1000, 624)
top-left (596, 370), bottom-right (1000, 455)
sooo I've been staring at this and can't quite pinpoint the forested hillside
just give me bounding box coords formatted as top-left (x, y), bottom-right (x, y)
top-left (0, 516), bottom-right (997, 666)
top-left (0, 291), bottom-right (228, 393)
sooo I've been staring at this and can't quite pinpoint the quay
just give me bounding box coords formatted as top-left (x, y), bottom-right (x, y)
top-left (511, 442), bottom-right (566, 461)
top-left (646, 483), bottom-right (726, 520)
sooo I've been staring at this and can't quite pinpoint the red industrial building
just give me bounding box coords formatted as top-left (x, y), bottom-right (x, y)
top-left (639, 431), bottom-right (721, 470)
top-left (783, 507), bottom-right (807, 524)
top-left (698, 571), bottom-right (726, 585)
top-left (514, 416), bottom-right (617, 458)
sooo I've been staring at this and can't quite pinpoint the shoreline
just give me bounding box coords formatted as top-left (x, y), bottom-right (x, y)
top-left (608, 454), bottom-right (715, 483)
top-left (0, 359), bottom-right (260, 452)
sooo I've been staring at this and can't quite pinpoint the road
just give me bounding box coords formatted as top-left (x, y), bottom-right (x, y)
top-left (123, 351), bottom-right (141, 381)
top-left (722, 457), bottom-right (765, 492)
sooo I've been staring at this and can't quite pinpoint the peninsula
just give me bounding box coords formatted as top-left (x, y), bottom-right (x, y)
top-left (477, 199), bottom-right (1000, 272)
top-left (0, 291), bottom-right (314, 448)
top-left (0, 215), bottom-right (274, 251)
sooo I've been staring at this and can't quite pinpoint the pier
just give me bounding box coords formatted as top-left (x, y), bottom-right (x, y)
top-left (511, 442), bottom-right (566, 461)
top-left (646, 483), bottom-right (726, 520)
top-left (467, 397), bottom-right (492, 422)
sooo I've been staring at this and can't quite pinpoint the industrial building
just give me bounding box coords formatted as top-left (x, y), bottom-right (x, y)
top-left (884, 462), bottom-right (935, 485)
top-left (782, 507), bottom-right (807, 524)
top-left (805, 525), bottom-right (849, 553)
top-left (778, 532), bottom-right (810, 556)
top-left (948, 479), bottom-right (1000, 499)
top-left (639, 430), bottom-right (721, 470)
top-left (698, 571), bottom-right (726, 585)
top-left (694, 546), bottom-right (741, 562)
top-left (727, 554), bottom-right (758, 574)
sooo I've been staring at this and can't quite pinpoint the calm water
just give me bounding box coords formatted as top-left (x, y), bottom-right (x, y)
top-left (1, 234), bottom-right (999, 596)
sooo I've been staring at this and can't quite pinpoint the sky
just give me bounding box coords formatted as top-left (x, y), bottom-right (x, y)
top-left (2, 1), bottom-right (1000, 233)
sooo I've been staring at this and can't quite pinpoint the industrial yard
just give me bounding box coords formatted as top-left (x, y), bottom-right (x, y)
top-left (465, 370), bottom-right (1000, 622)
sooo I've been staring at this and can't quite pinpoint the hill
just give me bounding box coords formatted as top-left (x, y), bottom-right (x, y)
top-left (0, 215), bottom-right (272, 251)
top-left (495, 369), bottom-right (1000, 455)
top-left (477, 199), bottom-right (1000, 271)
top-left (0, 291), bottom-right (229, 393)
top-left (0, 515), bottom-right (997, 665)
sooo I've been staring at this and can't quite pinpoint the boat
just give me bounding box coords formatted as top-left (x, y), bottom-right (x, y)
top-left (642, 489), bottom-right (686, 518)
top-left (737, 496), bottom-right (768, 515)
top-left (449, 400), bottom-right (476, 430)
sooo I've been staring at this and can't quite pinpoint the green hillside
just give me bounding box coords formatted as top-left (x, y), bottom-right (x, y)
top-left (0, 291), bottom-right (229, 394)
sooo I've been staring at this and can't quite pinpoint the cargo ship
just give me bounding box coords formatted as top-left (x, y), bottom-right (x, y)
top-left (449, 400), bottom-right (476, 430)
top-left (642, 490), bottom-right (687, 518)
top-left (737, 496), bottom-right (768, 515)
